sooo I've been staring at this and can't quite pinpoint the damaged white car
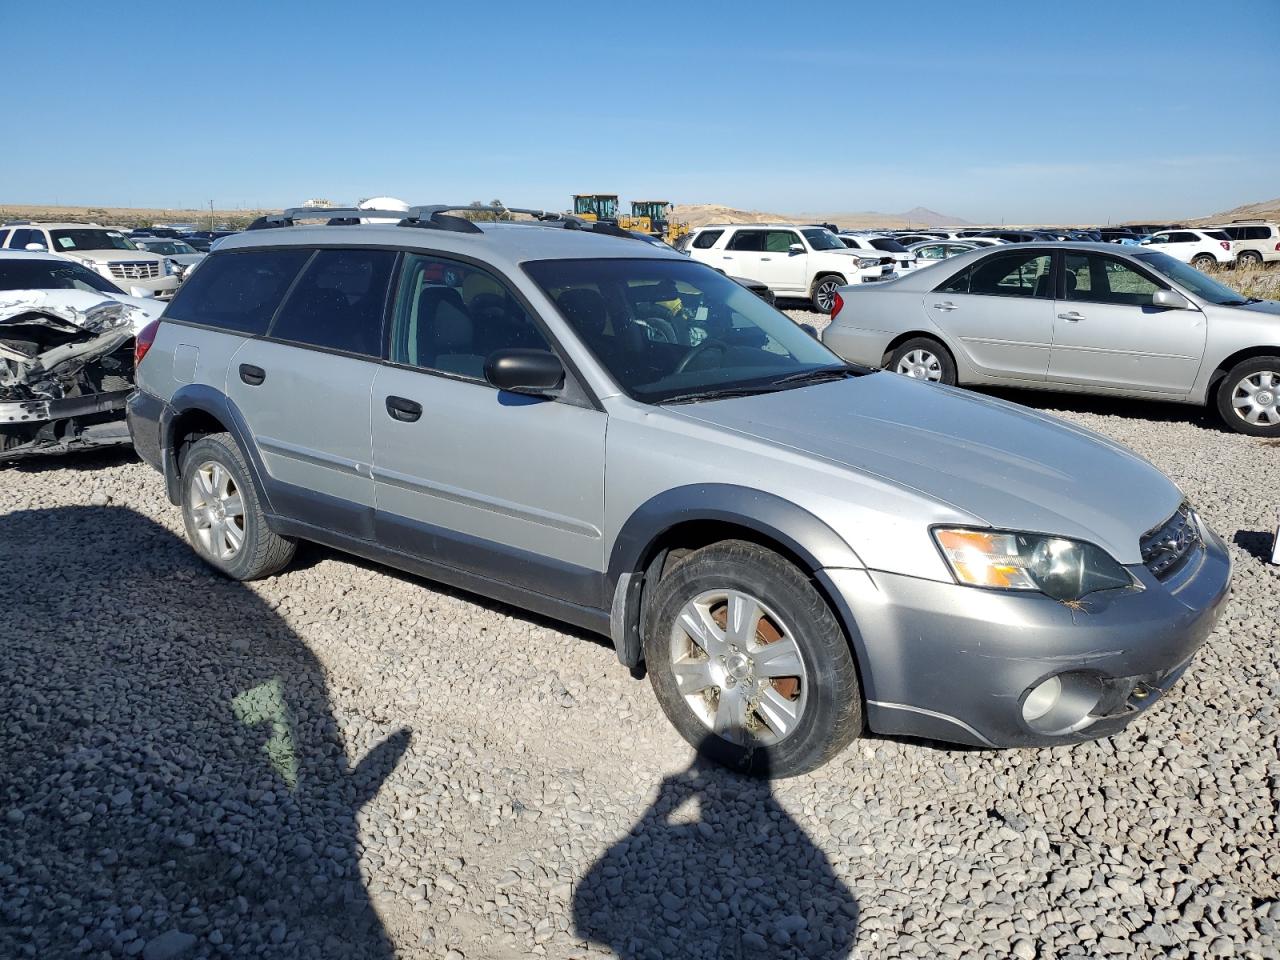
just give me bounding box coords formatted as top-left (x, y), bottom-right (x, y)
top-left (1, 251), bottom-right (162, 460)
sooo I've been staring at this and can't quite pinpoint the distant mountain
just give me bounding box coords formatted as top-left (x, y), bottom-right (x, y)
top-left (1188, 197), bottom-right (1280, 226)
top-left (672, 203), bottom-right (970, 230)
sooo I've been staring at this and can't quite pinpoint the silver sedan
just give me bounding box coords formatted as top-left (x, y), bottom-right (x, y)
top-left (822, 242), bottom-right (1280, 436)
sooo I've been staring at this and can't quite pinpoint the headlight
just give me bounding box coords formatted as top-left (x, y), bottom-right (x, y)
top-left (933, 528), bottom-right (1135, 601)
top-left (163, 259), bottom-right (176, 276)
top-left (856, 257), bottom-right (878, 269)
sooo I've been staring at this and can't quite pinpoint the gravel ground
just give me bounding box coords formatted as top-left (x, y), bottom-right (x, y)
top-left (1, 310), bottom-right (1277, 960)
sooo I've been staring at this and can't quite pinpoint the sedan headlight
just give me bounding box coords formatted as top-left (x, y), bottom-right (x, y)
top-left (933, 528), bottom-right (1134, 601)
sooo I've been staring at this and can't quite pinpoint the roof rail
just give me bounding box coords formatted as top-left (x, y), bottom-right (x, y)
top-left (2, 219), bottom-right (32, 226)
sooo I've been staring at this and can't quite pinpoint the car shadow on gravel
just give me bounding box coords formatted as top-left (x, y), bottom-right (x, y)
top-left (573, 740), bottom-right (859, 959)
top-left (0, 505), bottom-right (409, 959)
top-left (1232, 529), bottom-right (1278, 562)
top-left (974, 386), bottom-right (1232, 433)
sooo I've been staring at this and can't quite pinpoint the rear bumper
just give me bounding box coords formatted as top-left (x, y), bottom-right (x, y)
top-left (819, 322), bottom-right (891, 367)
top-left (126, 388), bottom-right (166, 473)
top-left (822, 523), bottom-right (1232, 747)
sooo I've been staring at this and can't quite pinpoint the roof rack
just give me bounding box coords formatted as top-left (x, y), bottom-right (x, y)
top-left (245, 204), bottom-right (645, 241)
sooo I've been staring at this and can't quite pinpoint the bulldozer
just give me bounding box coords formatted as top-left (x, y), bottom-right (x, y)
top-left (572, 194), bottom-right (619, 224)
top-left (620, 200), bottom-right (689, 246)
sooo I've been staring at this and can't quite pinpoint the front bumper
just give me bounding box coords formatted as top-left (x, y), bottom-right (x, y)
top-left (821, 523), bottom-right (1232, 747)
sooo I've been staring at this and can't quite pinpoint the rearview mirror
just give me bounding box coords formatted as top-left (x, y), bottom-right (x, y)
top-left (788, 243), bottom-right (804, 255)
top-left (798, 323), bottom-right (819, 339)
top-left (485, 349), bottom-right (564, 394)
top-left (1152, 289), bottom-right (1193, 310)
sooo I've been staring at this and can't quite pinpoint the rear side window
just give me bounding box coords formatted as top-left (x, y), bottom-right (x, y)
top-left (726, 230), bottom-right (766, 252)
top-left (692, 229), bottom-right (723, 249)
top-left (269, 248), bottom-right (396, 356)
top-left (940, 251), bottom-right (1053, 298)
top-left (166, 249), bottom-right (311, 335)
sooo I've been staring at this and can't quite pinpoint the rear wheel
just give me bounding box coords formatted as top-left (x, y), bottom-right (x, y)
top-left (180, 433), bottom-right (296, 580)
top-left (810, 275), bottom-right (844, 314)
top-left (644, 541), bottom-right (862, 778)
top-left (1236, 250), bottom-right (1263, 268)
top-left (887, 336), bottom-right (957, 385)
top-left (1190, 254), bottom-right (1216, 270)
top-left (1215, 356), bottom-right (1280, 437)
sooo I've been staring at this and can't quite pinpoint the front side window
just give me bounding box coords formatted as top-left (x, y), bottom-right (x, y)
top-left (49, 229), bottom-right (136, 252)
top-left (764, 230), bottom-right (799, 253)
top-left (691, 229), bottom-right (723, 249)
top-left (1167, 232), bottom-right (1197, 243)
top-left (9, 228), bottom-right (40, 249)
top-left (389, 253), bottom-right (550, 380)
top-left (726, 230), bottom-right (766, 252)
top-left (941, 251), bottom-right (1053, 298)
top-left (525, 257), bottom-right (842, 403)
top-left (1135, 251), bottom-right (1253, 305)
top-left (0, 257), bottom-right (123, 293)
top-left (270, 248), bottom-right (396, 356)
top-left (1064, 254), bottom-right (1162, 306)
top-left (165, 248), bottom-right (312, 335)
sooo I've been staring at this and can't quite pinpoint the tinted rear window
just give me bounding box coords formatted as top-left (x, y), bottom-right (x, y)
top-left (868, 237), bottom-right (908, 253)
top-left (166, 249), bottom-right (311, 335)
top-left (692, 229), bottom-right (723, 249)
top-left (269, 248), bottom-right (396, 356)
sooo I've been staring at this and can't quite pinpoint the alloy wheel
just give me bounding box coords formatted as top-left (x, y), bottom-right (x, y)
top-left (814, 280), bottom-right (839, 313)
top-left (896, 348), bottom-right (944, 381)
top-left (669, 589), bottom-right (808, 746)
top-left (188, 460), bottom-right (246, 560)
top-left (1231, 370), bottom-right (1280, 426)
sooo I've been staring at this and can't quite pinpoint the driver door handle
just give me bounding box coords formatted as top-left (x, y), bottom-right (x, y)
top-left (933, 301), bottom-right (958, 311)
top-left (385, 395), bottom-right (423, 423)
top-left (1057, 311), bottom-right (1085, 322)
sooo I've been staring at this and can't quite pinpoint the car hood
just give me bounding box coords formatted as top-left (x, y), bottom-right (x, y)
top-left (1235, 298), bottom-right (1280, 317)
top-left (64, 250), bottom-right (166, 264)
top-left (0, 289), bottom-right (162, 333)
top-left (668, 374), bottom-right (1183, 565)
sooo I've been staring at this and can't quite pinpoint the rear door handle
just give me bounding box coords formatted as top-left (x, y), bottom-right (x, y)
top-left (385, 395), bottom-right (422, 423)
top-left (1057, 311), bottom-right (1085, 322)
top-left (238, 363), bottom-right (265, 386)
top-left (933, 301), bottom-right (958, 311)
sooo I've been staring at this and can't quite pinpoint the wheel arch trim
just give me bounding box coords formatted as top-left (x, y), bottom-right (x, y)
top-left (162, 385), bottom-right (272, 514)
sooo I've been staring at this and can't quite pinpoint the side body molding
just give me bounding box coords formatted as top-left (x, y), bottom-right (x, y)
top-left (606, 484), bottom-right (867, 669)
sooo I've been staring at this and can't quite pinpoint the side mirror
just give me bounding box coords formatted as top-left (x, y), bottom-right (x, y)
top-left (788, 243), bottom-right (804, 255)
top-left (798, 323), bottom-right (819, 339)
top-left (1152, 289), bottom-right (1193, 310)
top-left (24, 242), bottom-right (46, 251)
top-left (484, 349), bottom-right (564, 394)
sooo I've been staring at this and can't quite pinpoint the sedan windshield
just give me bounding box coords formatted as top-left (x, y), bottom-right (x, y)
top-left (50, 229), bottom-right (137, 252)
top-left (0, 258), bottom-right (123, 294)
top-left (1134, 252), bottom-right (1254, 305)
top-left (141, 240), bottom-right (196, 255)
top-left (524, 258), bottom-right (847, 403)
top-left (801, 229), bottom-right (845, 251)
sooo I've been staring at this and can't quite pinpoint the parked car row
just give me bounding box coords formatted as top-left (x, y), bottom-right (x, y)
top-left (120, 203), bottom-right (1233, 777)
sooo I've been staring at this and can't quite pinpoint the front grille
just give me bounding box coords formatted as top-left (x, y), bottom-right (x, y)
top-left (107, 261), bottom-right (160, 281)
top-left (1140, 503), bottom-right (1201, 580)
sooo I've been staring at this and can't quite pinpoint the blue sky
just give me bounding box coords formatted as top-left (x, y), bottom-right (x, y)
top-left (2, 0), bottom-right (1276, 222)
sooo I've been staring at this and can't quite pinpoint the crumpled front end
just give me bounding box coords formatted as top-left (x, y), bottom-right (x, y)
top-left (0, 293), bottom-right (141, 460)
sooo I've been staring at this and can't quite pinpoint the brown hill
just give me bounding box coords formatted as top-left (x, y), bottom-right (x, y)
top-left (1187, 197), bottom-right (1280, 226)
top-left (672, 203), bottom-right (969, 230)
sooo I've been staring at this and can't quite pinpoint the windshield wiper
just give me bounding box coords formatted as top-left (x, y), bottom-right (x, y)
top-left (660, 385), bottom-right (782, 404)
top-left (660, 366), bottom-right (858, 404)
top-left (771, 365), bottom-right (857, 386)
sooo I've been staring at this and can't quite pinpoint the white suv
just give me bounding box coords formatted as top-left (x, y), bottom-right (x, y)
top-left (1140, 228), bottom-right (1235, 269)
top-left (837, 233), bottom-right (920, 274)
top-left (686, 224), bottom-right (892, 311)
top-left (1204, 221), bottom-right (1280, 267)
top-left (0, 221), bottom-right (180, 298)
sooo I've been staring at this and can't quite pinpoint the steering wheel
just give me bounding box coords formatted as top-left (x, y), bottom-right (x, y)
top-left (675, 338), bottom-right (728, 374)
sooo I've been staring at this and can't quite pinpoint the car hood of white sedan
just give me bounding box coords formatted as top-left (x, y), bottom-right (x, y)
top-left (0, 288), bottom-right (163, 334)
top-left (669, 373), bottom-right (1183, 565)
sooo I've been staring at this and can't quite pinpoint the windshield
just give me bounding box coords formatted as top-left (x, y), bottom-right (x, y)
top-left (142, 240), bottom-right (195, 255)
top-left (50, 229), bottom-right (137, 252)
top-left (0, 258), bottom-right (123, 294)
top-left (801, 229), bottom-right (845, 251)
top-left (868, 237), bottom-right (908, 253)
top-left (1135, 251), bottom-right (1255, 305)
top-left (524, 258), bottom-right (845, 402)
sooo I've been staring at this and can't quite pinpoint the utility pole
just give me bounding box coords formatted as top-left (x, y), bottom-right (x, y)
top-left (209, 200), bottom-right (215, 231)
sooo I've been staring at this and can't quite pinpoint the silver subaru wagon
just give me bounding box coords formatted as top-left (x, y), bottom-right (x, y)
top-left (127, 204), bottom-right (1232, 777)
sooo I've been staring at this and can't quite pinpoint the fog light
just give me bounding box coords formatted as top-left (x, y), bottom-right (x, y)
top-left (1021, 675), bottom-right (1062, 723)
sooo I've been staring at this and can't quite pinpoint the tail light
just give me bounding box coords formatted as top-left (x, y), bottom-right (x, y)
top-left (134, 318), bottom-right (161, 367)
top-left (830, 291), bottom-right (844, 319)
top-left (1274, 242), bottom-right (1279, 251)
top-left (1220, 241), bottom-right (1230, 251)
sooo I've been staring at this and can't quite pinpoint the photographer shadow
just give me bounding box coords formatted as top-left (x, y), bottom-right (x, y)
top-left (0, 506), bottom-right (408, 958)
top-left (573, 740), bottom-right (859, 959)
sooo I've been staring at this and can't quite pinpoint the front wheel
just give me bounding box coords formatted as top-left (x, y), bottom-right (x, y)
top-left (1215, 356), bottom-right (1280, 436)
top-left (644, 541), bottom-right (862, 778)
top-left (810, 275), bottom-right (844, 314)
top-left (887, 336), bottom-right (957, 385)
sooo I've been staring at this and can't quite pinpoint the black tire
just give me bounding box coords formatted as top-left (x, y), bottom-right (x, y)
top-left (1190, 254), bottom-right (1216, 270)
top-left (644, 540), bottom-right (862, 778)
top-left (179, 432), bottom-right (296, 580)
top-left (1214, 356), bottom-right (1280, 437)
top-left (1236, 250), bottom-right (1263, 268)
top-left (810, 275), bottom-right (845, 314)
top-left (887, 336), bottom-right (958, 385)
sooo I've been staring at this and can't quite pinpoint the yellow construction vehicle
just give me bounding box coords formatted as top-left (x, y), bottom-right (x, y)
top-left (620, 200), bottom-right (689, 246)
top-left (572, 194), bottom-right (619, 224)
